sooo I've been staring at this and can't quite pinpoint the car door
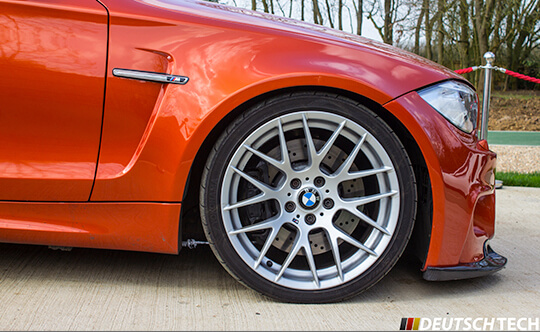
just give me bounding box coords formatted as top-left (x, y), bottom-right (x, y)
top-left (0, 0), bottom-right (108, 201)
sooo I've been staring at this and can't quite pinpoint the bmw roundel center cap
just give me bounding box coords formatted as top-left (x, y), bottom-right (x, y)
top-left (298, 188), bottom-right (321, 210)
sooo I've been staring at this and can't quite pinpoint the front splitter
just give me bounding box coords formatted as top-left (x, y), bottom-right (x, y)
top-left (423, 242), bottom-right (507, 281)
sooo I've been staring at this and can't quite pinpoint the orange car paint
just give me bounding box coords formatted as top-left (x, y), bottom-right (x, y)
top-left (0, 201), bottom-right (180, 253)
top-left (90, 0), bottom-right (463, 201)
top-left (0, 0), bottom-right (497, 269)
top-left (0, 0), bottom-right (108, 201)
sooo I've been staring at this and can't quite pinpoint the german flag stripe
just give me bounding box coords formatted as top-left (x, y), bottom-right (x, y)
top-left (413, 318), bottom-right (420, 330)
top-left (407, 318), bottom-right (414, 330)
top-left (400, 318), bottom-right (408, 330)
top-left (401, 317), bottom-right (421, 330)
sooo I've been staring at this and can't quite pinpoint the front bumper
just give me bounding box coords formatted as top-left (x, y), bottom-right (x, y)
top-left (423, 242), bottom-right (507, 281)
top-left (384, 90), bottom-right (503, 275)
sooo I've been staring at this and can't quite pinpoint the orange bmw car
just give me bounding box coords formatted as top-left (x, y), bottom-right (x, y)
top-left (1, 0), bottom-right (506, 302)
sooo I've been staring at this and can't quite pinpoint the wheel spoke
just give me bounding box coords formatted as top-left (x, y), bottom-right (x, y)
top-left (228, 217), bottom-right (280, 236)
top-left (333, 133), bottom-right (367, 177)
top-left (337, 166), bottom-right (393, 182)
top-left (254, 226), bottom-right (280, 269)
top-left (316, 120), bottom-right (347, 163)
top-left (275, 234), bottom-right (302, 282)
top-left (326, 229), bottom-right (344, 282)
top-left (345, 208), bottom-right (390, 236)
top-left (244, 144), bottom-right (284, 170)
top-left (230, 166), bottom-right (275, 194)
top-left (277, 118), bottom-right (292, 170)
top-left (304, 242), bottom-right (320, 288)
top-left (334, 226), bottom-right (377, 256)
top-left (224, 193), bottom-right (269, 211)
top-left (301, 114), bottom-right (317, 167)
top-left (342, 190), bottom-right (398, 207)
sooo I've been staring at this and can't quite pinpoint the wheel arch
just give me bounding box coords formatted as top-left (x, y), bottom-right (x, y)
top-left (179, 85), bottom-right (433, 267)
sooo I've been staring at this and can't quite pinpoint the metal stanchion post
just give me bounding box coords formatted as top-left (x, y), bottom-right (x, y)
top-left (480, 52), bottom-right (504, 189)
top-left (479, 52), bottom-right (495, 141)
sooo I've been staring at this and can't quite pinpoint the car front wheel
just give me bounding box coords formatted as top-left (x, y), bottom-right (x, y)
top-left (200, 92), bottom-right (416, 303)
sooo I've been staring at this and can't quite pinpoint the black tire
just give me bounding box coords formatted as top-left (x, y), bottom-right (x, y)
top-left (200, 92), bottom-right (416, 303)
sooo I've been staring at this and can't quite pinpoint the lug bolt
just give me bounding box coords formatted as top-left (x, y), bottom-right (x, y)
top-left (305, 214), bottom-right (316, 225)
top-left (290, 178), bottom-right (301, 189)
top-left (314, 176), bottom-right (326, 187)
top-left (285, 201), bottom-right (296, 213)
top-left (323, 198), bottom-right (334, 209)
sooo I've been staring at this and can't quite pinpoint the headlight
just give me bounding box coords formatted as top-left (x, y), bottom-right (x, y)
top-left (418, 81), bottom-right (479, 133)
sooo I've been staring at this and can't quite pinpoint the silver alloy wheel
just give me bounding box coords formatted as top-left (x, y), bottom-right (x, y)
top-left (220, 111), bottom-right (400, 290)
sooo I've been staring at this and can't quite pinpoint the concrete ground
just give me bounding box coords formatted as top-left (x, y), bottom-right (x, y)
top-left (0, 186), bottom-right (538, 331)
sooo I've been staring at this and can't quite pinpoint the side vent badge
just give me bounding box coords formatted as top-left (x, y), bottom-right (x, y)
top-left (112, 68), bottom-right (189, 85)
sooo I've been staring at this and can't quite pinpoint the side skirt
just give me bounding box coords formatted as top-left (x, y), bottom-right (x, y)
top-left (0, 201), bottom-right (181, 254)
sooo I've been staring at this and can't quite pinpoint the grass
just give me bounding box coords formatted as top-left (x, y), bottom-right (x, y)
top-left (492, 90), bottom-right (539, 100)
top-left (496, 171), bottom-right (540, 188)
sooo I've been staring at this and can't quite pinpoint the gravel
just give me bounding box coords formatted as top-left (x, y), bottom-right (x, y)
top-left (490, 145), bottom-right (540, 173)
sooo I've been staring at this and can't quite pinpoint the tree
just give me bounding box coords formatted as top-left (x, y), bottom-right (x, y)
top-left (436, 0), bottom-right (445, 64)
top-left (366, 0), bottom-right (410, 44)
top-left (457, 0), bottom-right (471, 68)
top-left (414, 0), bottom-right (426, 54)
top-left (312, 0), bottom-right (324, 24)
top-left (354, 0), bottom-right (363, 35)
top-left (325, 0), bottom-right (335, 27)
top-left (503, 0), bottom-right (540, 89)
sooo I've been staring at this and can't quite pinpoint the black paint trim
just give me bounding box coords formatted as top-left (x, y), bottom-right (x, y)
top-left (89, 0), bottom-right (111, 201)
